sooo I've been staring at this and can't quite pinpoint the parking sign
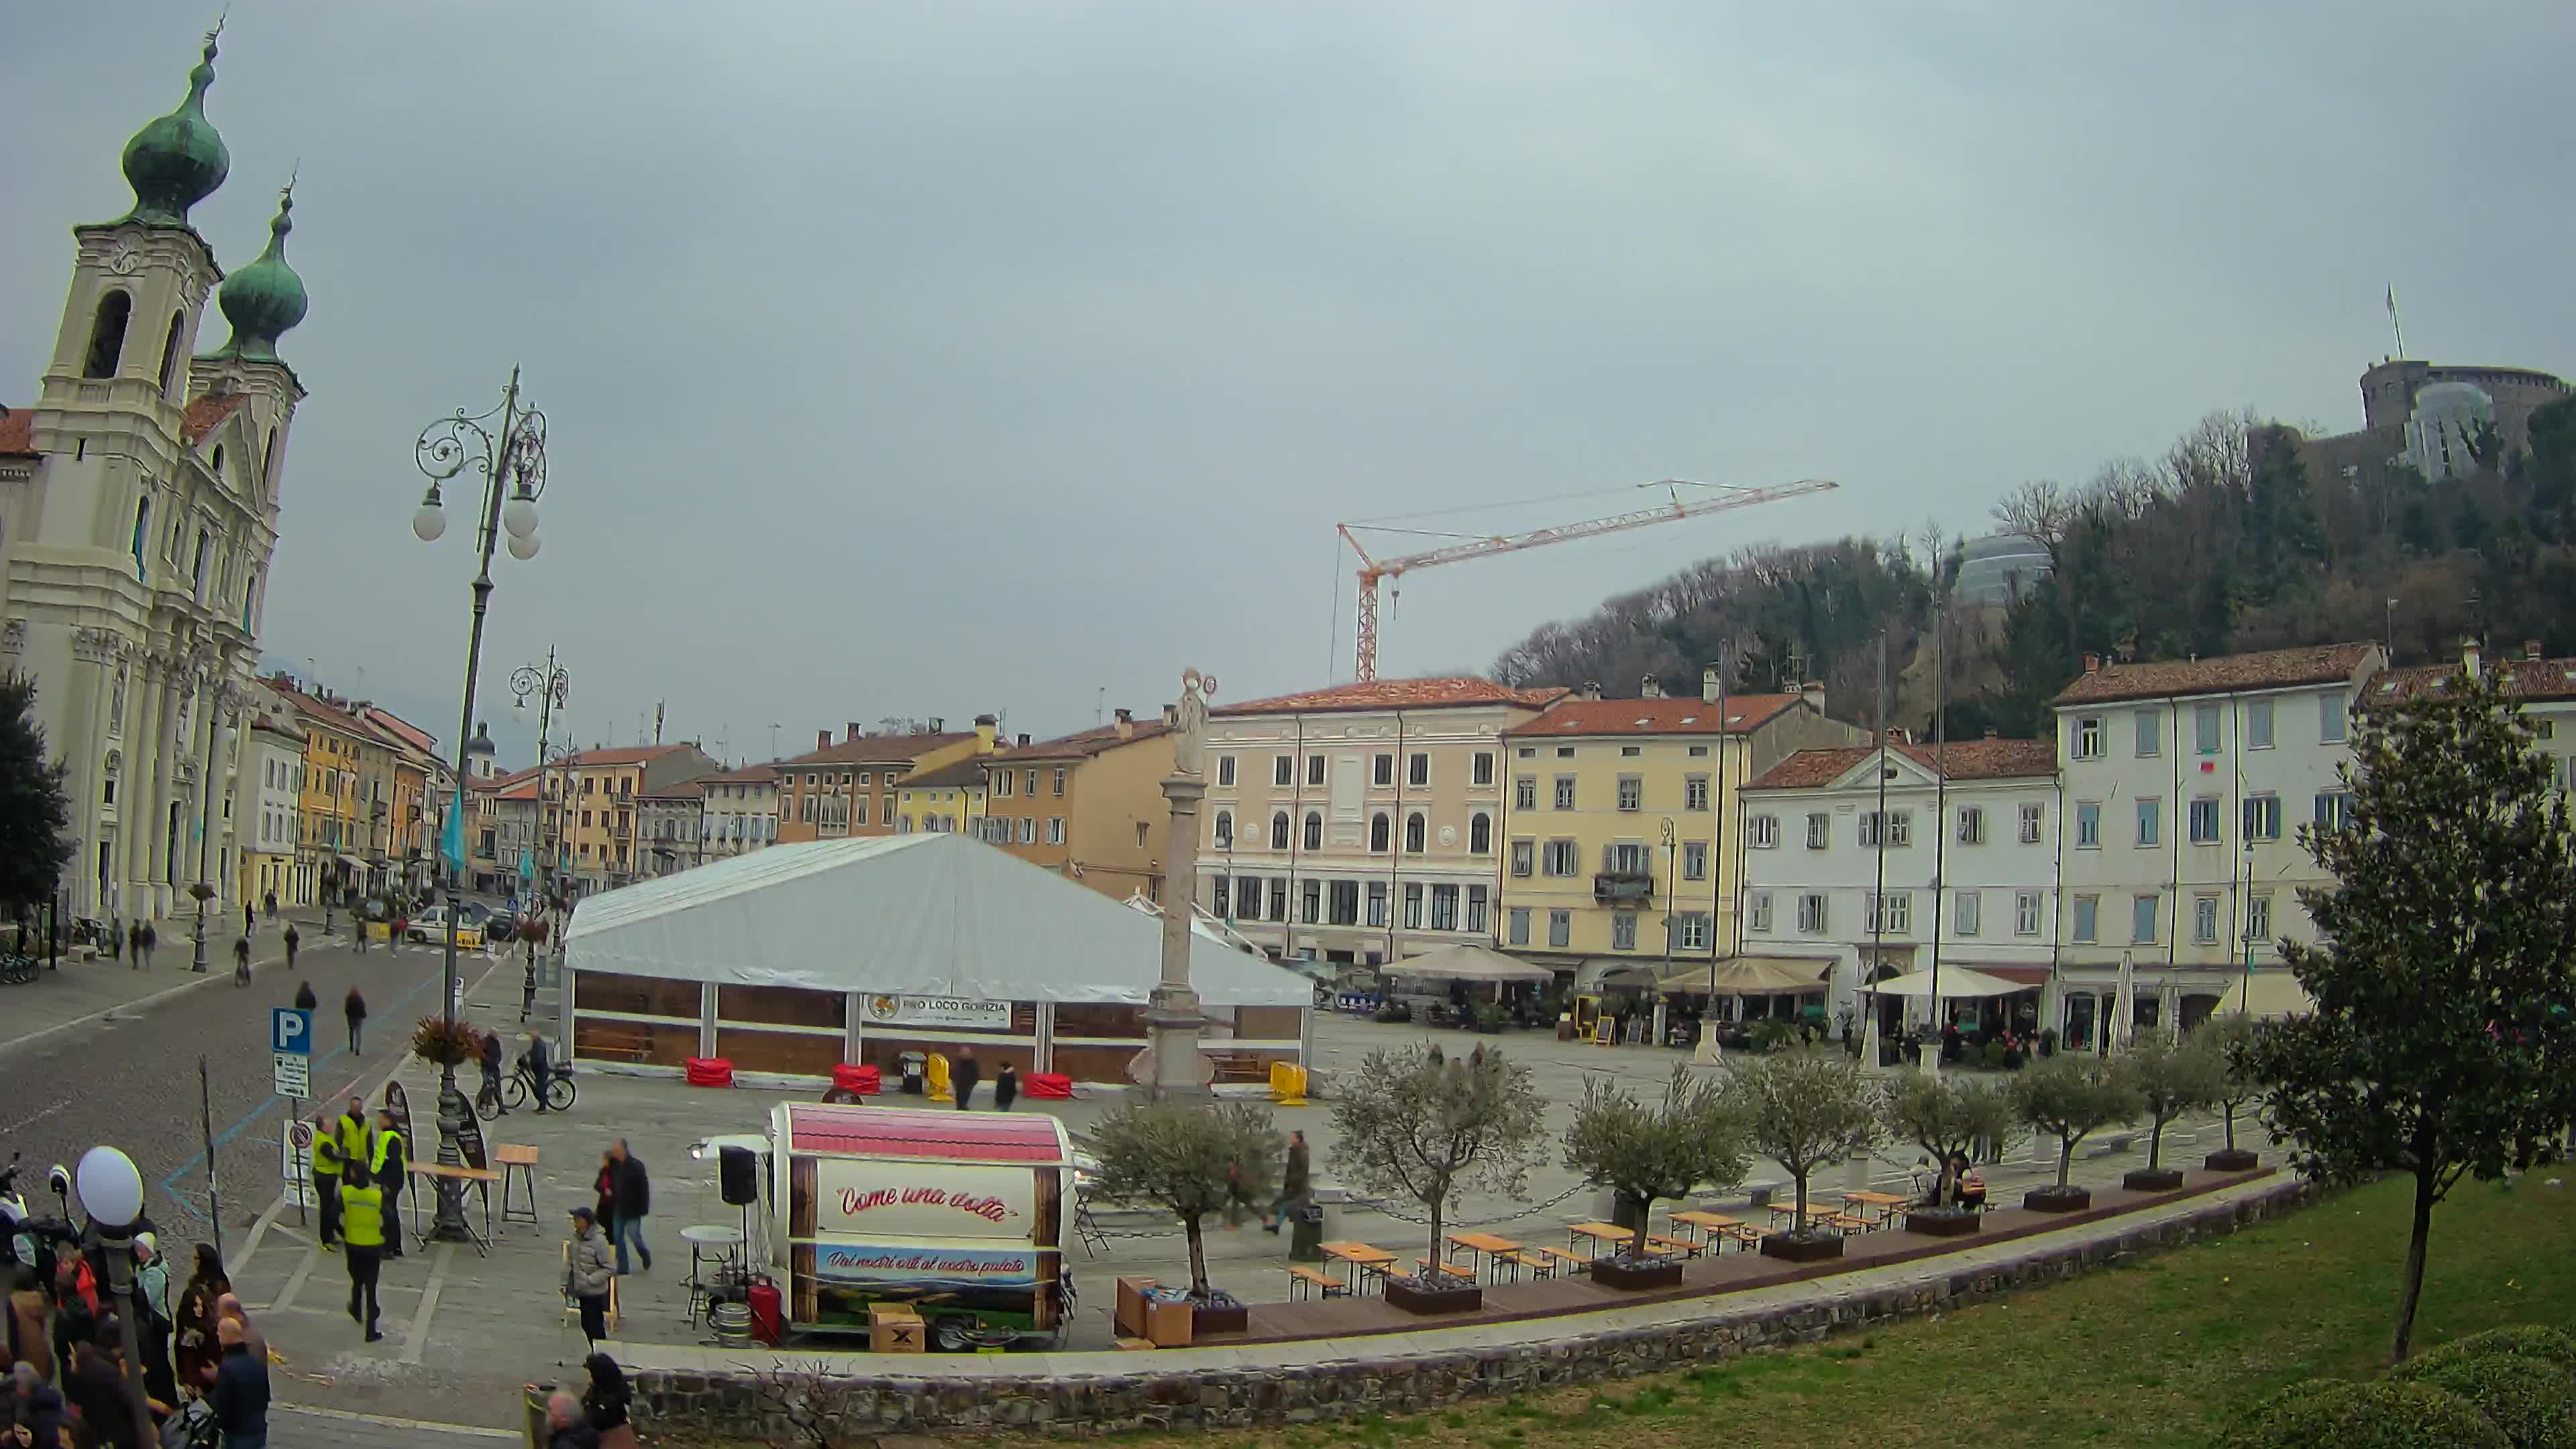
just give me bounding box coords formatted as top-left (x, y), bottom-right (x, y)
top-left (272, 1007), bottom-right (312, 1056)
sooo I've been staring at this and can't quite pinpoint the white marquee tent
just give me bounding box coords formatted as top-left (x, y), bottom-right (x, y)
top-left (564, 832), bottom-right (1311, 1007)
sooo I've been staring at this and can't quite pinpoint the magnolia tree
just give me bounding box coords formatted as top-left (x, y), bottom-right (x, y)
top-left (1331, 1044), bottom-right (1548, 1278)
top-left (1087, 1097), bottom-right (1281, 1298)
top-left (2240, 664), bottom-right (2576, 1363)
top-left (1727, 1052), bottom-right (1883, 1233)
top-left (2010, 1054), bottom-right (2141, 1194)
top-left (2123, 1031), bottom-right (2226, 1175)
top-left (1561, 1065), bottom-right (1748, 1259)
top-left (2196, 1015), bottom-right (2265, 1162)
top-left (1882, 1072), bottom-right (2017, 1210)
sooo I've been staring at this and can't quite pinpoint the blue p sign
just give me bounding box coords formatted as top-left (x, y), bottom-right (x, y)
top-left (272, 1007), bottom-right (313, 1056)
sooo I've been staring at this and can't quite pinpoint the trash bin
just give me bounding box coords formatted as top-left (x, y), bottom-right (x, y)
top-left (1288, 1202), bottom-right (1326, 1263)
top-left (523, 1383), bottom-right (557, 1449)
top-left (899, 1051), bottom-right (926, 1095)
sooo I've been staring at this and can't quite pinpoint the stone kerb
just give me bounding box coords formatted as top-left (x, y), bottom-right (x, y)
top-left (632, 1179), bottom-right (2310, 1438)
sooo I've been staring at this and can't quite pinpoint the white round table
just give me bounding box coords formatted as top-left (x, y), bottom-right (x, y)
top-left (681, 1224), bottom-right (746, 1324)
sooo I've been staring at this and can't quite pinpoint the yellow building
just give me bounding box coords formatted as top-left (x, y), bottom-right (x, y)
top-left (774, 715), bottom-right (997, 845)
top-left (1496, 676), bottom-right (1860, 979)
top-left (985, 710), bottom-right (1175, 903)
top-left (557, 743), bottom-right (720, 896)
top-left (894, 757), bottom-right (988, 835)
top-left (269, 680), bottom-right (369, 900)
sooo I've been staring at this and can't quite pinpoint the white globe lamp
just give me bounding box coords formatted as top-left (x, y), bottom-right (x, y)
top-left (75, 1145), bottom-right (144, 1230)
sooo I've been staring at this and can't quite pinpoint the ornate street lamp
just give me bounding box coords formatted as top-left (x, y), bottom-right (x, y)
top-left (411, 368), bottom-right (548, 1243)
top-left (74, 1146), bottom-right (156, 1448)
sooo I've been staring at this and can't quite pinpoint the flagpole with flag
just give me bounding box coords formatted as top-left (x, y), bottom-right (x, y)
top-left (2386, 284), bottom-right (2405, 358)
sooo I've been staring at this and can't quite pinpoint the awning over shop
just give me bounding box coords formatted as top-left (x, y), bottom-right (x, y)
top-left (563, 832), bottom-right (1311, 1007)
top-left (1655, 956), bottom-right (1834, 996)
top-left (1385, 944), bottom-right (1557, 984)
top-left (1864, 965), bottom-right (2029, 999)
top-left (1962, 964), bottom-right (2052, 986)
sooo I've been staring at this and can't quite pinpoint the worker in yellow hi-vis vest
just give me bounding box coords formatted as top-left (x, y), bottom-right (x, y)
top-left (339, 1175), bottom-right (386, 1342)
top-left (335, 1095), bottom-right (372, 1187)
top-left (310, 1114), bottom-right (345, 1250)
top-left (371, 1107), bottom-right (409, 1260)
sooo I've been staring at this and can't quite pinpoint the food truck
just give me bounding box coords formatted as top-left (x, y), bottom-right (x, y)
top-left (743, 1102), bottom-right (1075, 1350)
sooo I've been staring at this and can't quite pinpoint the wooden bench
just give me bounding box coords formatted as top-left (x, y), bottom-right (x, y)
top-left (576, 1022), bottom-right (653, 1063)
top-left (1725, 1224), bottom-right (1776, 1248)
top-left (1207, 1053), bottom-right (1273, 1085)
top-left (1413, 1257), bottom-right (1478, 1285)
top-left (1286, 1266), bottom-right (1346, 1301)
top-left (1644, 1234), bottom-right (1703, 1260)
top-left (1496, 1249), bottom-right (1558, 1281)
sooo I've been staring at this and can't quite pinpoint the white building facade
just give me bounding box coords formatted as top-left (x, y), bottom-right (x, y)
top-left (1739, 737), bottom-right (2061, 1036)
top-left (1201, 678), bottom-right (1566, 969)
top-left (2050, 643), bottom-right (2382, 1046)
top-left (1, 34), bottom-right (309, 922)
top-left (697, 763), bottom-right (780, 859)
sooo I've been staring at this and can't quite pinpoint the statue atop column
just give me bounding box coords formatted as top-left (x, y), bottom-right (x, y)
top-left (1172, 667), bottom-right (1216, 777)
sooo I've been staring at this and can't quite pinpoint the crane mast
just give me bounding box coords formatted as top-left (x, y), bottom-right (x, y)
top-left (1338, 477), bottom-right (1838, 682)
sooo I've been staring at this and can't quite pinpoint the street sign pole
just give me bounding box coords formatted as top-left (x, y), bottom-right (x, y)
top-left (270, 1008), bottom-right (315, 1229)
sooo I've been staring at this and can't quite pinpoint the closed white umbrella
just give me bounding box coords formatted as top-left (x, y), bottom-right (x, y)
top-left (2111, 952), bottom-right (2135, 1056)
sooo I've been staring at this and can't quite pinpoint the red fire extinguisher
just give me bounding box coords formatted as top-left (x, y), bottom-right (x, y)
top-left (747, 1275), bottom-right (784, 1345)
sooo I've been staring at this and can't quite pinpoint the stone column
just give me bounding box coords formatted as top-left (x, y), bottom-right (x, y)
top-left (1144, 669), bottom-right (1215, 1099)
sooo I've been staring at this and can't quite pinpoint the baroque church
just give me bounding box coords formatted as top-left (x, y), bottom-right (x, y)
top-left (0, 29), bottom-right (309, 924)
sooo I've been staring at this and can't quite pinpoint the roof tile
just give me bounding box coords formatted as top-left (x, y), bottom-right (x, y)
top-left (1505, 694), bottom-right (1801, 739)
top-left (989, 720), bottom-right (1170, 761)
top-left (0, 407), bottom-right (34, 458)
top-left (181, 392), bottom-right (250, 444)
top-left (2051, 643), bottom-right (2379, 706)
top-left (1747, 737), bottom-right (2057, 791)
top-left (899, 758), bottom-right (992, 789)
top-left (2371, 656), bottom-right (2576, 705)
top-left (776, 733), bottom-right (975, 767)
top-left (1214, 677), bottom-right (1568, 716)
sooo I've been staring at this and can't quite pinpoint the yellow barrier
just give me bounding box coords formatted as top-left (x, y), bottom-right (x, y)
top-left (1269, 1061), bottom-right (1307, 1107)
top-left (926, 1051), bottom-right (953, 1103)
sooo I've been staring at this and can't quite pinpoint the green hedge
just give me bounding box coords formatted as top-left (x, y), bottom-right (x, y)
top-left (2392, 1352), bottom-right (2576, 1448)
top-left (2402, 1327), bottom-right (2576, 1377)
top-left (2219, 1379), bottom-right (2510, 1449)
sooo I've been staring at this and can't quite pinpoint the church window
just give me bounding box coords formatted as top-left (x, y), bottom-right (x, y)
top-left (262, 427), bottom-right (278, 488)
top-left (193, 529), bottom-right (212, 598)
top-left (157, 310), bottom-right (185, 394)
top-left (211, 445), bottom-right (225, 478)
top-left (129, 497), bottom-right (151, 577)
top-left (84, 291), bottom-right (131, 378)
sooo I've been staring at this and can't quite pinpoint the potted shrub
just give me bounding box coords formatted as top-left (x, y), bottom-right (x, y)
top-left (409, 1017), bottom-right (480, 1067)
top-left (1561, 1067), bottom-right (1746, 1289)
top-left (1086, 1097), bottom-right (1280, 1332)
top-left (1884, 1073), bottom-right (2017, 1237)
top-left (2121, 1032), bottom-right (2225, 1191)
top-left (1727, 1053), bottom-right (1884, 1263)
top-left (2009, 1054), bottom-right (2140, 1211)
top-left (1331, 1044), bottom-right (1546, 1314)
top-left (2198, 1016), bottom-right (2265, 1172)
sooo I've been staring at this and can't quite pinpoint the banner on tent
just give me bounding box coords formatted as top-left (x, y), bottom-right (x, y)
top-left (861, 994), bottom-right (1010, 1030)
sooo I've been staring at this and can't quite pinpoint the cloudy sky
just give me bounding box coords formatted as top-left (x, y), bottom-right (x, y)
top-left (7, 3), bottom-right (2571, 764)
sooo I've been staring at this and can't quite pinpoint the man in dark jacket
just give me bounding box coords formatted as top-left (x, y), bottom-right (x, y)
top-left (371, 1108), bottom-right (408, 1260)
top-left (950, 1046), bottom-right (980, 1111)
top-left (522, 1030), bottom-right (554, 1114)
top-left (1263, 1130), bottom-right (1310, 1232)
top-left (8, 1362), bottom-right (64, 1449)
top-left (606, 1140), bottom-right (652, 1275)
top-left (211, 1316), bottom-right (269, 1449)
top-left (479, 1030), bottom-right (509, 1117)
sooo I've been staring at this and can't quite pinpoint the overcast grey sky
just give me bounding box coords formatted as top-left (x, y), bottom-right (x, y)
top-left (7, 3), bottom-right (2572, 765)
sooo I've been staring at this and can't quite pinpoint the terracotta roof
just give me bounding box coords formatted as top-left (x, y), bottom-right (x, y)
top-left (1505, 694), bottom-right (1801, 739)
top-left (2051, 643), bottom-right (2379, 706)
top-left (472, 765), bottom-right (544, 795)
top-left (1746, 737), bottom-right (2057, 791)
top-left (565, 743), bottom-right (694, 767)
top-left (776, 733), bottom-right (973, 768)
top-left (990, 720), bottom-right (1170, 761)
top-left (1214, 678), bottom-right (1570, 716)
top-left (2372, 656), bottom-right (2576, 706)
top-left (268, 680), bottom-right (370, 739)
top-left (248, 714), bottom-right (305, 743)
top-left (700, 763), bottom-right (781, 784)
top-left (359, 706), bottom-right (441, 761)
top-left (899, 758), bottom-right (991, 789)
top-left (181, 393), bottom-right (249, 444)
top-left (488, 775), bottom-right (542, 802)
top-left (0, 407), bottom-right (34, 458)
top-left (642, 778), bottom-right (710, 800)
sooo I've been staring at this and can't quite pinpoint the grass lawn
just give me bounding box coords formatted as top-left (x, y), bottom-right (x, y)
top-left (1113, 1174), bottom-right (2576, 1449)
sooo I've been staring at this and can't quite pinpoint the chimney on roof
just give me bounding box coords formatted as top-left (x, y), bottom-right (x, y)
top-left (1579, 680), bottom-right (1602, 701)
top-left (1160, 703), bottom-right (1178, 727)
top-left (2082, 653), bottom-right (2101, 674)
top-left (928, 717), bottom-right (944, 733)
top-left (2463, 636), bottom-right (2482, 676)
top-left (1701, 665), bottom-right (1720, 704)
top-left (973, 714), bottom-right (997, 752)
top-left (1801, 680), bottom-right (1825, 712)
top-left (847, 721), bottom-right (863, 743)
top-left (1114, 706), bottom-right (1134, 741)
top-left (1016, 733), bottom-right (1031, 747)
top-left (1640, 675), bottom-right (1664, 700)
top-left (817, 729), bottom-right (831, 751)
top-left (2528, 639), bottom-right (2546, 661)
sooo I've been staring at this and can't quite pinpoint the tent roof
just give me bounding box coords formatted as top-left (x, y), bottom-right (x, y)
top-left (1657, 956), bottom-right (1835, 996)
top-left (564, 833), bottom-right (1311, 1007)
top-left (2226, 969), bottom-right (2316, 1019)
top-left (1386, 944), bottom-right (1556, 983)
top-left (1864, 965), bottom-right (2028, 999)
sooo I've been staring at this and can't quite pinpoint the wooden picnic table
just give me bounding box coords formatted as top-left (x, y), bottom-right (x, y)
top-left (405, 1161), bottom-right (500, 1254)
top-left (1840, 1190), bottom-right (1909, 1224)
top-left (1668, 1209), bottom-right (1741, 1246)
top-left (1320, 1240), bottom-right (1397, 1295)
top-left (1446, 1231), bottom-right (1522, 1279)
top-left (1568, 1221), bottom-right (1632, 1257)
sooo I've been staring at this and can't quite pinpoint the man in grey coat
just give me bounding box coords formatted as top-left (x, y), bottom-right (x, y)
top-left (564, 1208), bottom-right (614, 1350)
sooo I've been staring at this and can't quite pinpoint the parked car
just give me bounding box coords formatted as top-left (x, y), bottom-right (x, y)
top-left (405, 906), bottom-right (483, 950)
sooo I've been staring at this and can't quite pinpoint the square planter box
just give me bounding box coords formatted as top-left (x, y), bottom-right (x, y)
top-left (1759, 1232), bottom-right (1845, 1264)
top-left (2204, 1148), bottom-right (2260, 1173)
top-left (2123, 1167), bottom-right (2186, 1193)
top-left (1903, 1208), bottom-right (1982, 1238)
top-left (1191, 1293), bottom-right (1250, 1336)
top-left (1383, 1277), bottom-right (1484, 1316)
top-left (1589, 1255), bottom-right (1686, 1291)
top-left (2023, 1185), bottom-right (2092, 1213)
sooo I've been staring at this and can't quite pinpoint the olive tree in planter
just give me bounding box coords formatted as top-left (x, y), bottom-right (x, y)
top-left (2120, 1031), bottom-right (2226, 1191)
top-left (1882, 1072), bottom-right (2017, 1237)
top-left (1727, 1052), bottom-right (1884, 1263)
top-left (1560, 1065), bottom-right (1746, 1289)
top-left (2198, 1015), bottom-right (2265, 1171)
top-left (1087, 1096), bottom-right (1280, 1320)
top-left (1331, 1044), bottom-right (1547, 1314)
top-left (2008, 1053), bottom-right (2141, 1211)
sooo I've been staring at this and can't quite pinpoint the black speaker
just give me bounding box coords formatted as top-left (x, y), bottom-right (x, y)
top-left (719, 1146), bottom-right (759, 1206)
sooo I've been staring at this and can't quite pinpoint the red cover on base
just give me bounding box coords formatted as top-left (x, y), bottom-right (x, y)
top-left (684, 1056), bottom-right (734, 1087)
top-left (830, 1063), bottom-right (880, 1095)
top-left (1022, 1071), bottom-right (1073, 1099)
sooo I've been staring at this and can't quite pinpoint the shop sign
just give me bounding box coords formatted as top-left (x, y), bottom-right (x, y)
top-left (861, 994), bottom-right (1011, 1030)
top-left (812, 1244), bottom-right (1039, 1287)
top-left (814, 1159), bottom-right (1033, 1240)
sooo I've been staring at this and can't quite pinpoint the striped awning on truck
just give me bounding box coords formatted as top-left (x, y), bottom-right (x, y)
top-left (786, 1104), bottom-right (1073, 1165)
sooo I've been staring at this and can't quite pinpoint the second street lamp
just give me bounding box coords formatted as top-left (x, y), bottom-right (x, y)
top-left (411, 366), bottom-right (549, 1244)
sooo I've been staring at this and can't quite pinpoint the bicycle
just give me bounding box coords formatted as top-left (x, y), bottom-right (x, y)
top-left (476, 1060), bottom-right (576, 1119)
top-left (0, 952), bottom-right (39, 985)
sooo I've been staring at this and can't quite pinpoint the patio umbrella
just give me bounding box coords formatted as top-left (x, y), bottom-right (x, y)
top-left (2111, 953), bottom-right (2135, 1056)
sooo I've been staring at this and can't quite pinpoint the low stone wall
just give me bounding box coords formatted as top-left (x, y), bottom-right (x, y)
top-left (633, 1179), bottom-right (2310, 1438)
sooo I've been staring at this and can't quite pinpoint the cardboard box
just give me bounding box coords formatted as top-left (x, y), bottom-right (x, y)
top-left (869, 1303), bottom-right (924, 1354)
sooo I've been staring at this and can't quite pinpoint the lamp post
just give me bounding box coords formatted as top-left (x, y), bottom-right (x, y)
top-left (411, 367), bottom-right (549, 1243)
top-left (73, 1146), bottom-right (156, 1449)
top-left (511, 651), bottom-right (571, 898)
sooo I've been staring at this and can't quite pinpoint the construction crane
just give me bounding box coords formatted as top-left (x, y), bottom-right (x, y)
top-left (1336, 477), bottom-right (1839, 682)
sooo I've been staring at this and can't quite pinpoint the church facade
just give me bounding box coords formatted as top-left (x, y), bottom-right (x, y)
top-left (0, 30), bottom-right (311, 924)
